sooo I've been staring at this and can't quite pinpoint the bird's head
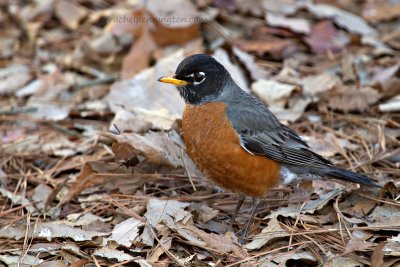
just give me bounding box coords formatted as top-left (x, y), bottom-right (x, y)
top-left (157, 54), bottom-right (231, 105)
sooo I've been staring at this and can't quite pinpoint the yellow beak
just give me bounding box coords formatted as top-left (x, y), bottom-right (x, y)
top-left (157, 76), bottom-right (189, 86)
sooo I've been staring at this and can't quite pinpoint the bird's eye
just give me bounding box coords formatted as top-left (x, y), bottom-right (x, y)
top-left (193, 72), bottom-right (205, 84)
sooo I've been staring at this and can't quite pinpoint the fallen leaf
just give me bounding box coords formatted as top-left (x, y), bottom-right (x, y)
top-left (267, 188), bottom-right (344, 220)
top-left (367, 204), bottom-right (400, 228)
top-left (121, 26), bottom-right (157, 79)
top-left (103, 130), bottom-right (188, 168)
top-left (379, 95), bottom-right (400, 113)
top-left (145, 198), bottom-right (191, 228)
top-left (28, 103), bottom-right (70, 121)
top-left (371, 242), bottom-right (385, 267)
top-left (330, 257), bottom-right (364, 267)
top-left (235, 0), bottom-right (264, 16)
top-left (383, 235), bottom-right (400, 256)
top-left (94, 247), bottom-right (139, 263)
top-left (66, 213), bottom-right (112, 226)
top-left (38, 260), bottom-right (67, 267)
top-left (304, 2), bottom-right (390, 52)
top-left (110, 107), bottom-right (179, 134)
top-left (305, 3), bottom-right (377, 36)
top-left (16, 79), bottom-right (45, 97)
top-left (270, 96), bottom-right (312, 122)
top-left (32, 183), bottom-right (53, 211)
top-left (303, 133), bottom-right (358, 157)
top-left (363, 3), bottom-right (400, 23)
top-left (89, 32), bottom-right (127, 56)
top-left (235, 38), bottom-right (297, 60)
top-left (245, 218), bottom-right (288, 250)
top-left (344, 238), bottom-right (374, 254)
top-left (258, 251), bottom-right (317, 266)
top-left (326, 86), bottom-right (381, 112)
top-left (304, 20), bottom-right (350, 54)
top-left (106, 49), bottom-right (185, 116)
top-left (0, 187), bottom-right (35, 213)
top-left (0, 255), bottom-right (43, 266)
top-left (177, 223), bottom-right (246, 258)
top-left (0, 65), bottom-right (31, 95)
top-left (266, 13), bottom-right (311, 34)
top-left (213, 49), bottom-right (249, 91)
top-left (59, 162), bottom-right (149, 205)
top-left (54, 0), bottom-right (87, 30)
top-left (147, 235), bottom-right (172, 262)
top-left (0, 222), bottom-right (108, 241)
top-left (147, 0), bottom-right (200, 46)
top-left (189, 202), bottom-right (219, 223)
top-left (301, 72), bottom-right (341, 96)
top-left (233, 46), bottom-right (269, 80)
top-left (142, 198), bottom-right (192, 245)
top-left (262, 0), bottom-right (300, 15)
top-left (251, 79), bottom-right (298, 107)
top-left (102, 218), bottom-right (144, 247)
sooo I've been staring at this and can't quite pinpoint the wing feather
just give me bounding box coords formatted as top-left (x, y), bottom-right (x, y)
top-left (227, 96), bottom-right (331, 168)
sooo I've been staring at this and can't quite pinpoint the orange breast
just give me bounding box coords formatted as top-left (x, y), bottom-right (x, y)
top-left (182, 102), bottom-right (281, 197)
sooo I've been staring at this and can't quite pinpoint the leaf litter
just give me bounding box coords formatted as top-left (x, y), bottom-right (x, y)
top-left (0, 0), bottom-right (399, 266)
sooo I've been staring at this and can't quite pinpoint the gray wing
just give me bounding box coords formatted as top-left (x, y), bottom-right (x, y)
top-left (226, 95), bottom-right (332, 168)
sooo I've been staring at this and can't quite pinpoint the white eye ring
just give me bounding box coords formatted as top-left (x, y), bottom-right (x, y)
top-left (193, 72), bottom-right (206, 85)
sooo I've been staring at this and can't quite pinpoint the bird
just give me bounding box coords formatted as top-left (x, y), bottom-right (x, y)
top-left (157, 54), bottom-right (380, 243)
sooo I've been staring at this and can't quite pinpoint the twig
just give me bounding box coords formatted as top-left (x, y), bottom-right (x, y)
top-left (180, 148), bottom-right (196, 192)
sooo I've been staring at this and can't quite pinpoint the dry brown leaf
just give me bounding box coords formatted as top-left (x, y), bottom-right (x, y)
top-left (245, 218), bottom-right (287, 250)
top-left (178, 223), bottom-right (247, 258)
top-left (367, 204), bottom-right (400, 228)
top-left (363, 3), bottom-right (400, 23)
top-left (93, 248), bottom-right (134, 263)
top-left (301, 72), bottom-right (341, 96)
top-left (59, 162), bottom-right (148, 205)
top-left (304, 133), bottom-right (358, 157)
top-left (304, 2), bottom-right (391, 51)
top-left (235, 39), bottom-right (297, 59)
top-left (110, 108), bottom-right (179, 134)
top-left (262, 0), bottom-right (300, 15)
top-left (266, 13), bottom-right (311, 34)
top-left (305, 2), bottom-right (377, 37)
top-left (252, 79), bottom-right (298, 107)
top-left (147, 236), bottom-right (172, 263)
top-left (102, 218), bottom-right (144, 247)
top-left (0, 255), bottom-right (43, 266)
top-left (371, 242), bottom-right (385, 267)
top-left (303, 20), bottom-right (350, 55)
top-left (326, 86), bottom-right (381, 112)
top-left (213, 49), bottom-right (249, 91)
top-left (258, 251), bottom-right (317, 266)
top-left (147, 0), bottom-right (200, 46)
top-left (379, 95), bottom-right (400, 113)
top-left (106, 49), bottom-right (185, 116)
top-left (0, 222), bottom-right (108, 241)
top-left (0, 65), bottom-right (31, 95)
top-left (103, 130), bottom-right (186, 168)
top-left (121, 26), bottom-right (157, 79)
top-left (32, 184), bottom-right (53, 211)
top-left (344, 238), bottom-right (374, 254)
top-left (266, 188), bottom-right (343, 220)
top-left (383, 235), bottom-right (400, 257)
top-left (189, 202), bottom-right (219, 223)
top-left (233, 47), bottom-right (269, 80)
top-left (54, 0), bottom-right (87, 30)
top-left (330, 257), bottom-right (364, 267)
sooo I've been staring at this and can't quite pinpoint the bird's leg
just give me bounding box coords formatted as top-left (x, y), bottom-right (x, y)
top-left (227, 194), bottom-right (245, 232)
top-left (240, 197), bottom-right (261, 244)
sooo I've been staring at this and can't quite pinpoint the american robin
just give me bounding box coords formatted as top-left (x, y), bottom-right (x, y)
top-left (158, 54), bottom-right (380, 242)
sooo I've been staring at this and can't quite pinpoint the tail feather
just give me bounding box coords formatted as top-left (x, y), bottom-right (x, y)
top-left (327, 167), bottom-right (381, 188)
